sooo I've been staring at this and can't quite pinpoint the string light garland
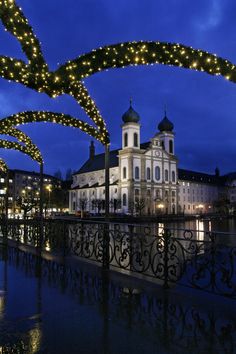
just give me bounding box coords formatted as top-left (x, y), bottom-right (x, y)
top-left (0, 158), bottom-right (8, 173)
top-left (1, 0), bottom-right (236, 148)
top-left (0, 139), bottom-right (43, 164)
top-left (56, 41), bottom-right (236, 84)
top-left (0, 0), bottom-right (48, 72)
top-left (0, 111), bottom-right (107, 143)
top-left (1, 126), bottom-right (43, 161)
top-left (0, 0), bottom-right (108, 143)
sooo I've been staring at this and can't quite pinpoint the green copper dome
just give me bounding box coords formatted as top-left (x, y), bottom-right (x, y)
top-left (122, 102), bottom-right (140, 123)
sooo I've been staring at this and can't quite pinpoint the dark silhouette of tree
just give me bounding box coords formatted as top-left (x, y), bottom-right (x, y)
top-left (66, 168), bottom-right (72, 181)
top-left (16, 196), bottom-right (38, 219)
top-left (54, 169), bottom-right (62, 180)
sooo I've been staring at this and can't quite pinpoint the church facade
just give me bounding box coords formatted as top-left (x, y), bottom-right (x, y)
top-left (69, 104), bottom-right (231, 215)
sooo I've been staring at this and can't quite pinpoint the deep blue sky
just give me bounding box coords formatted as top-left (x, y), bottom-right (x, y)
top-left (0, 0), bottom-right (236, 178)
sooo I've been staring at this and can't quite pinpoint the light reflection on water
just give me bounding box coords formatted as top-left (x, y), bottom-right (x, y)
top-left (111, 217), bottom-right (236, 245)
top-left (1, 247), bottom-right (236, 354)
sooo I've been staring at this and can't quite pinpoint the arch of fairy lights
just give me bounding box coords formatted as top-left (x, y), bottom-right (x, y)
top-left (0, 158), bottom-right (8, 173)
top-left (0, 125), bottom-right (43, 171)
top-left (0, 139), bottom-right (43, 164)
top-left (0, 112), bottom-right (102, 143)
top-left (0, 0), bottom-right (236, 147)
top-left (1, 126), bottom-right (43, 161)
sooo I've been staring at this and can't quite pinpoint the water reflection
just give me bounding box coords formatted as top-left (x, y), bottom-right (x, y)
top-left (0, 246), bottom-right (236, 354)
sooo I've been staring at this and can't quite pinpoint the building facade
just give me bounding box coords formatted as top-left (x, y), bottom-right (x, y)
top-left (0, 169), bottom-right (62, 216)
top-left (69, 104), bottom-right (234, 215)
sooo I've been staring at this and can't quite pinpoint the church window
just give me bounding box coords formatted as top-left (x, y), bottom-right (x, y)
top-left (135, 189), bottom-right (139, 196)
top-left (134, 132), bottom-right (138, 147)
top-left (155, 166), bottom-right (160, 180)
top-left (124, 133), bottom-right (128, 147)
top-left (172, 171), bottom-right (175, 182)
top-left (146, 167), bottom-right (151, 180)
top-left (135, 166), bottom-right (140, 179)
top-left (165, 169), bottom-right (169, 181)
top-left (123, 167), bottom-right (127, 179)
top-left (169, 140), bottom-right (173, 154)
top-left (123, 193), bottom-right (127, 206)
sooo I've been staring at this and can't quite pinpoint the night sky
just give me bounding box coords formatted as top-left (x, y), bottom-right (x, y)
top-left (0, 0), bottom-right (236, 178)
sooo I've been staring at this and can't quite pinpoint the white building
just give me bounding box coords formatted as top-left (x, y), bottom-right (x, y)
top-left (69, 103), bottom-right (229, 215)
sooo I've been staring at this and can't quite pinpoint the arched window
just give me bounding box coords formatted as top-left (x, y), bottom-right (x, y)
top-left (172, 171), bottom-right (175, 182)
top-left (155, 166), bottom-right (160, 180)
top-left (123, 193), bottom-right (127, 206)
top-left (124, 133), bottom-right (128, 147)
top-left (169, 140), bottom-right (173, 154)
top-left (135, 189), bottom-right (139, 196)
top-left (135, 166), bottom-right (140, 179)
top-left (146, 167), bottom-right (151, 180)
top-left (123, 167), bottom-right (127, 179)
top-left (134, 132), bottom-right (138, 147)
top-left (165, 169), bottom-right (169, 181)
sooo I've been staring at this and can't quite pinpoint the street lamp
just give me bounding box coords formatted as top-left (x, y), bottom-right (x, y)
top-left (46, 185), bottom-right (52, 215)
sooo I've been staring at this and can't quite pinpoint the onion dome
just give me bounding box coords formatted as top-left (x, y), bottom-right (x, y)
top-left (122, 100), bottom-right (140, 123)
top-left (158, 112), bottom-right (174, 132)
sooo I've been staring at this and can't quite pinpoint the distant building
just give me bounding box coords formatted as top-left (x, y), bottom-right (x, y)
top-left (69, 103), bottom-right (235, 215)
top-left (0, 169), bottom-right (62, 216)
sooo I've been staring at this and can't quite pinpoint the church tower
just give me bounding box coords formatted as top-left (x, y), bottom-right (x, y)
top-left (157, 110), bottom-right (175, 154)
top-left (121, 100), bottom-right (140, 149)
top-left (119, 101), bottom-right (141, 212)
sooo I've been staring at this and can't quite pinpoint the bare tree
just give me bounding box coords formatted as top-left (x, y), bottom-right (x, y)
top-left (92, 199), bottom-right (103, 214)
top-left (16, 196), bottom-right (38, 219)
top-left (77, 198), bottom-right (88, 218)
top-left (54, 169), bottom-right (62, 180)
top-left (135, 198), bottom-right (146, 216)
top-left (109, 199), bottom-right (121, 214)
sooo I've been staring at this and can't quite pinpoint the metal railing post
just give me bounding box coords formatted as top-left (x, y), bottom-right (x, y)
top-left (103, 223), bottom-right (110, 269)
top-left (163, 228), bottom-right (170, 289)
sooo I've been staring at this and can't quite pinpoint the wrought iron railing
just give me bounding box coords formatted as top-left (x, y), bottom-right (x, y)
top-left (1, 219), bottom-right (236, 298)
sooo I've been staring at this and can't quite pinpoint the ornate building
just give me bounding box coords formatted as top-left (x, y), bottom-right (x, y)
top-left (69, 103), bottom-right (232, 215)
